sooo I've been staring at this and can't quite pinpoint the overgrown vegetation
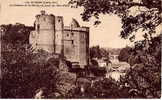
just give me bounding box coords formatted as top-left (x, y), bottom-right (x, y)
top-left (1, 24), bottom-right (67, 98)
top-left (1, 43), bottom-right (60, 98)
top-left (68, 0), bottom-right (161, 98)
top-left (120, 34), bottom-right (161, 98)
top-left (67, 34), bottom-right (161, 98)
top-left (69, 0), bottom-right (162, 40)
top-left (118, 46), bottom-right (131, 62)
top-left (1, 1), bottom-right (161, 97)
top-left (89, 45), bottom-right (109, 59)
top-left (0, 23), bottom-right (34, 44)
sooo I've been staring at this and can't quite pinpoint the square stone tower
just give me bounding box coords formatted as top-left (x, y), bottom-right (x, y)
top-left (63, 19), bottom-right (89, 68)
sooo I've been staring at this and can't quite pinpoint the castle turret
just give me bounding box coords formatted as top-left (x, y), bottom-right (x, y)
top-left (29, 11), bottom-right (64, 54)
top-left (34, 10), bottom-right (55, 53)
top-left (29, 11), bottom-right (89, 68)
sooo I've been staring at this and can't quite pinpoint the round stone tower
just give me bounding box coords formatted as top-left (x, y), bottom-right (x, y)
top-left (34, 10), bottom-right (55, 53)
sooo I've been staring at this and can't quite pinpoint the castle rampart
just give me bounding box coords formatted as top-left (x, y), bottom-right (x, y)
top-left (29, 11), bottom-right (89, 68)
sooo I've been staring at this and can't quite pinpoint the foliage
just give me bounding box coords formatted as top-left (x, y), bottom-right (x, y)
top-left (1, 20), bottom-right (161, 98)
top-left (1, 43), bottom-right (59, 98)
top-left (120, 34), bottom-right (161, 98)
top-left (68, 35), bottom-right (161, 98)
top-left (0, 23), bottom-right (58, 98)
top-left (69, 0), bottom-right (162, 40)
top-left (118, 46), bottom-right (131, 62)
top-left (68, 1), bottom-right (161, 98)
top-left (54, 71), bottom-right (76, 98)
top-left (0, 23), bottom-right (34, 44)
top-left (89, 45), bottom-right (109, 59)
top-left (89, 46), bottom-right (110, 75)
top-left (66, 77), bottom-right (138, 98)
top-left (106, 48), bottom-right (121, 55)
top-left (86, 78), bottom-right (120, 98)
top-left (0, 23), bottom-right (76, 98)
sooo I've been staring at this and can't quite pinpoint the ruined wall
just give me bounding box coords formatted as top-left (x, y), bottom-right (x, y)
top-left (63, 28), bottom-right (80, 63)
top-left (33, 11), bottom-right (55, 53)
top-left (63, 26), bottom-right (89, 68)
top-left (29, 11), bottom-right (89, 67)
top-left (55, 16), bottom-right (64, 54)
top-left (79, 29), bottom-right (89, 68)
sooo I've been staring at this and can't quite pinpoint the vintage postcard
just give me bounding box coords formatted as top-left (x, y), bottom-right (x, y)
top-left (0, 0), bottom-right (161, 99)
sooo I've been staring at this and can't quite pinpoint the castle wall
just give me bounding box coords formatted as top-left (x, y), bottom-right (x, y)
top-left (63, 30), bottom-right (80, 63)
top-left (29, 11), bottom-right (89, 67)
top-left (79, 28), bottom-right (89, 68)
top-left (79, 32), bottom-right (89, 67)
top-left (55, 16), bottom-right (64, 54)
top-left (34, 14), bottom-right (55, 53)
top-left (36, 30), bottom-right (55, 52)
top-left (63, 26), bottom-right (89, 68)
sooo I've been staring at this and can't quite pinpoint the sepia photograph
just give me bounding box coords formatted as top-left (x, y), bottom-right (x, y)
top-left (0, 0), bottom-right (161, 99)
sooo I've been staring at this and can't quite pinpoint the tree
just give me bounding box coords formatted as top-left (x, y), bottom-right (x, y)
top-left (89, 45), bottom-right (102, 59)
top-left (118, 46), bottom-right (131, 62)
top-left (100, 48), bottom-right (109, 58)
top-left (1, 23), bottom-right (77, 98)
top-left (89, 45), bottom-right (109, 59)
top-left (69, 0), bottom-right (162, 40)
top-left (120, 34), bottom-right (161, 98)
top-left (0, 24), bottom-right (34, 44)
top-left (1, 23), bottom-right (59, 98)
top-left (69, 0), bottom-right (161, 98)
top-left (1, 43), bottom-right (59, 98)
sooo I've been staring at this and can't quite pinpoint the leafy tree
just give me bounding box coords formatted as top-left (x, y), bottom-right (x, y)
top-left (69, 0), bottom-right (162, 40)
top-left (69, 0), bottom-right (161, 98)
top-left (89, 45), bottom-right (109, 59)
top-left (0, 23), bottom-right (76, 98)
top-left (0, 24), bottom-right (34, 44)
top-left (107, 48), bottom-right (121, 55)
top-left (100, 48), bottom-right (109, 58)
top-left (118, 46), bottom-right (131, 62)
top-left (120, 34), bottom-right (161, 98)
top-left (1, 23), bottom-right (62, 98)
top-left (1, 43), bottom-right (59, 98)
top-left (89, 45), bottom-right (102, 59)
top-left (66, 77), bottom-right (137, 98)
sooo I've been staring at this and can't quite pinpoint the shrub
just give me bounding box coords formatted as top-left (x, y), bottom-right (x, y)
top-left (1, 43), bottom-right (59, 98)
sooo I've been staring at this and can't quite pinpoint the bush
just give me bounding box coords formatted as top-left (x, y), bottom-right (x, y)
top-left (66, 77), bottom-right (132, 98)
top-left (120, 34), bottom-right (161, 98)
top-left (118, 46), bottom-right (131, 62)
top-left (1, 43), bottom-right (59, 98)
top-left (1, 24), bottom-right (34, 44)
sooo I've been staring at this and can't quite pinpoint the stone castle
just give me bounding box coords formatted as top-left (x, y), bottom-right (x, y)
top-left (29, 11), bottom-right (89, 68)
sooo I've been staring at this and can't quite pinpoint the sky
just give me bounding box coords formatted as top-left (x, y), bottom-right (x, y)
top-left (0, 0), bottom-right (161, 48)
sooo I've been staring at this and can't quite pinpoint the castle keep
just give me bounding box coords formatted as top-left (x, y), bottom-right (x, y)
top-left (29, 11), bottom-right (89, 68)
